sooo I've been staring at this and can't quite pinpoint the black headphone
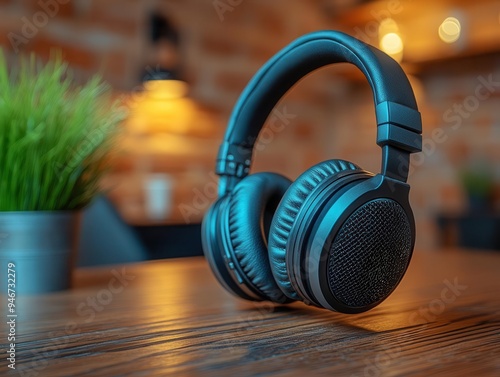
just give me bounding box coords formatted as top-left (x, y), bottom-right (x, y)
top-left (202, 31), bottom-right (422, 314)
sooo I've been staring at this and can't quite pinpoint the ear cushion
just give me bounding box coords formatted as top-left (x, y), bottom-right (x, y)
top-left (228, 172), bottom-right (292, 303)
top-left (268, 159), bottom-right (361, 300)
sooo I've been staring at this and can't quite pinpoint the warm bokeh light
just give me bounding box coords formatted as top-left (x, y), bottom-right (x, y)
top-left (380, 32), bottom-right (404, 55)
top-left (378, 18), bottom-right (403, 62)
top-left (438, 17), bottom-right (461, 43)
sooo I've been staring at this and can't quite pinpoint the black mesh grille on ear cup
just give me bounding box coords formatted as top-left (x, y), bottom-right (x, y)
top-left (327, 199), bottom-right (412, 309)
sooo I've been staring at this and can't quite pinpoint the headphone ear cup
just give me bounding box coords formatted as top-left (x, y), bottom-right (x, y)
top-left (227, 172), bottom-right (292, 303)
top-left (268, 159), bottom-right (361, 301)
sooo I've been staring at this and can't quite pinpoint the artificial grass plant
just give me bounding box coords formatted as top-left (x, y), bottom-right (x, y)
top-left (0, 53), bottom-right (125, 211)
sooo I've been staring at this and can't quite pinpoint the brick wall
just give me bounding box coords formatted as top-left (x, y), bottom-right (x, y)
top-left (0, 0), bottom-right (498, 249)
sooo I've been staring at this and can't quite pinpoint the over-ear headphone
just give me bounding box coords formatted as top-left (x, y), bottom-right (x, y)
top-left (202, 31), bottom-right (422, 314)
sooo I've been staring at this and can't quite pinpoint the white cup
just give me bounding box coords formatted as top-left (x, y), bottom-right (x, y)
top-left (144, 173), bottom-right (173, 221)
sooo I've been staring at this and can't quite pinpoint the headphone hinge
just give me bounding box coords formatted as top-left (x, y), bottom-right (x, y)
top-left (215, 142), bottom-right (252, 177)
top-left (215, 142), bottom-right (252, 195)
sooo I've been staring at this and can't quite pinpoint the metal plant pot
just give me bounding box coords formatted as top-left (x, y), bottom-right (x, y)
top-left (0, 211), bottom-right (80, 295)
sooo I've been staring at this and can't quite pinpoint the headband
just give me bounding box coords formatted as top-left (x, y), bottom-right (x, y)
top-left (216, 31), bottom-right (422, 194)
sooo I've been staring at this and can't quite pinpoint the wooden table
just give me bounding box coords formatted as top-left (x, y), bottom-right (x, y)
top-left (1, 249), bottom-right (499, 376)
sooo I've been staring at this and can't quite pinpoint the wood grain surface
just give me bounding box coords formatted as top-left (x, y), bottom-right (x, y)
top-left (1, 249), bottom-right (499, 377)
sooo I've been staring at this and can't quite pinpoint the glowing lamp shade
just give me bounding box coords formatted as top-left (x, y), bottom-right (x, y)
top-left (142, 67), bottom-right (189, 100)
top-left (144, 79), bottom-right (189, 100)
top-left (439, 17), bottom-right (461, 43)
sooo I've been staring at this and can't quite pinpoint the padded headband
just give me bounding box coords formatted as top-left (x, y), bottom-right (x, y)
top-left (216, 30), bottom-right (422, 194)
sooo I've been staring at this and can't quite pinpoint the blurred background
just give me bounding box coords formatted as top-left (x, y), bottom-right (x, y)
top-left (0, 0), bottom-right (499, 265)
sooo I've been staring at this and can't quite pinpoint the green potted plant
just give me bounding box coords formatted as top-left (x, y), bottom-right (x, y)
top-left (456, 160), bottom-right (498, 250)
top-left (0, 53), bottom-right (124, 294)
top-left (459, 162), bottom-right (495, 212)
